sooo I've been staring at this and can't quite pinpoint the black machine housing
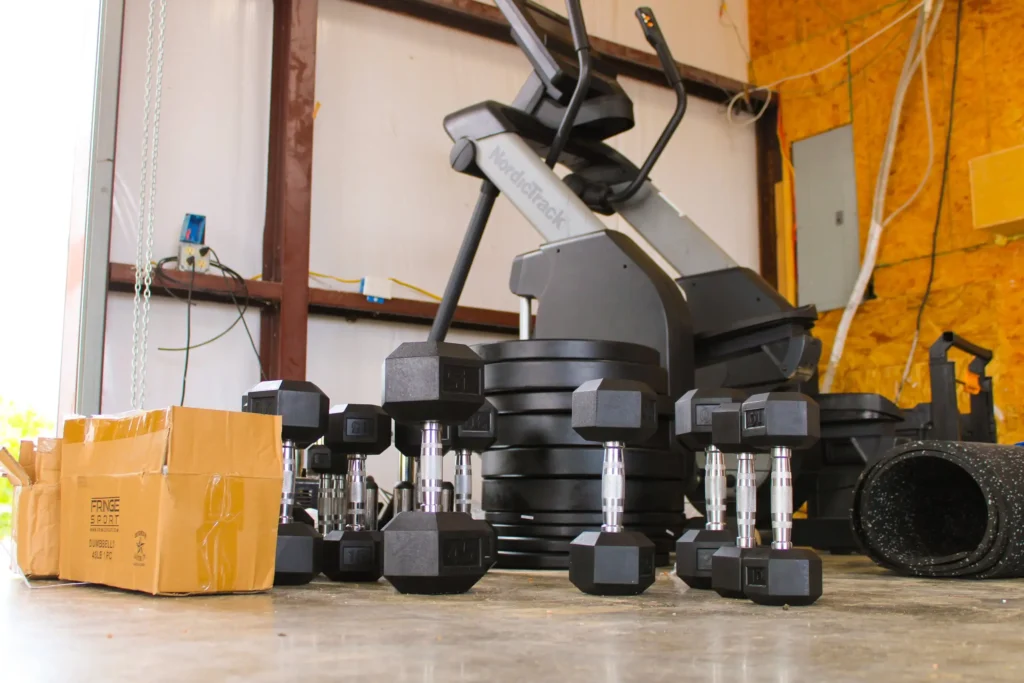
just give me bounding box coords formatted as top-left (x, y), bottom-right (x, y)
top-left (438, 0), bottom-right (998, 553)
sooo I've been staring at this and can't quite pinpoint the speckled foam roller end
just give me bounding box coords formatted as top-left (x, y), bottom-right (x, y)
top-left (851, 441), bottom-right (1024, 579)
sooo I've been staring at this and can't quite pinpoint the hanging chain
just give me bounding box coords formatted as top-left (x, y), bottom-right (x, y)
top-left (130, 0), bottom-right (158, 410)
top-left (137, 0), bottom-right (168, 410)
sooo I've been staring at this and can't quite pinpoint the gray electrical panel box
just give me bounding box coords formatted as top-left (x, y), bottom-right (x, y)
top-left (793, 125), bottom-right (860, 312)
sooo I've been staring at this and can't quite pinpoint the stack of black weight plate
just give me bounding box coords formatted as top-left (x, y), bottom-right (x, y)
top-left (473, 339), bottom-right (690, 569)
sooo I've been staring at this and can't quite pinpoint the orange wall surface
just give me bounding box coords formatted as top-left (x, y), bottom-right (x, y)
top-left (748, 0), bottom-right (1024, 441)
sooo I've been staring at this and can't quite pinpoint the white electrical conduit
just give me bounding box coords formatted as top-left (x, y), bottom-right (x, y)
top-left (821, 0), bottom-right (944, 393)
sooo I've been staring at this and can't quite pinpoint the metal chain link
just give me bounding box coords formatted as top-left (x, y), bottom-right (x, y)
top-left (130, 0), bottom-right (158, 410)
top-left (137, 0), bottom-right (168, 410)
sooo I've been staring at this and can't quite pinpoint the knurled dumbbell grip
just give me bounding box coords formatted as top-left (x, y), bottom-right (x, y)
top-left (704, 445), bottom-right (727, 530)
top-left (455, 449), bottom-right (472, 513)
top-left (602, 441), bottom-right (626, 532)
top-left (281, 440), bottom-right (297, 524)
top-left (420, 421), bottom-right (444, 513)
top-left (345, 455), bottom-right (367, 531)
top-left (735, 452), bottom-right (757, 549)
top-left (770, 446), bottom-right (793, 550)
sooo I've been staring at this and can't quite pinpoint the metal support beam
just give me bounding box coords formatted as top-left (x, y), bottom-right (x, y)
top-left (107, 262), bottom-right (521, 333)
top-left (755, 102), bottom-right (782, 288)
top-left (262, 0), bottom-right (319, 380)
top-left (59, 0), bottom-right (124, 418)
top-left (343, 0), bottom-right (766, 106)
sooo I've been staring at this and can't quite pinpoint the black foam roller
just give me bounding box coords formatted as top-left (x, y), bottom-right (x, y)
top-left (851, 441), bottom-right (1024, 578)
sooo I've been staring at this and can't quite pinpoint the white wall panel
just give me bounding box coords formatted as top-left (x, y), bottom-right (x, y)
top-left (102, 294), bottom-right (263, 413)
top-left (530, 0), bottom-right (751, 83)
top-left (310, 0), bottom-right (541, 313)
top-left (110, 0), bottom-right (273, 275)
top-left (103, 0), bottom-right (273, 412)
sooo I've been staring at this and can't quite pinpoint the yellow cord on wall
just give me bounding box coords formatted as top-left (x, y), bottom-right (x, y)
top-left (249, 271), bottom-right (441, 301)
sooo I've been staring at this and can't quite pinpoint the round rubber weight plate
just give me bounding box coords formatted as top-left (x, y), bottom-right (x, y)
top-left (473, 339), bottom-right (661, 365)
top-left (495, 551), bottom-right (671, 570)
top-left (495, 413), bottom-right (673, 449)
top-left (482, 479), bottom-right (685, 512)
top-left (488, 391), bottom-right (675, 416)
top-left (481, 447), bottom-right (685, 479)
top-left (485, 511), bottom-right (686, 526)
top-left (497, 535), bottom-right (676, 555)
top-left (490, 523), bottom-right (684, 540)
top-left (484, 360), bottom-right (668, 394)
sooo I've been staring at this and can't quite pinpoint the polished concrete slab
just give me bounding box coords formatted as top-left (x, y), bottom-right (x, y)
top-left (3, 555), bottom-right (1024, 682)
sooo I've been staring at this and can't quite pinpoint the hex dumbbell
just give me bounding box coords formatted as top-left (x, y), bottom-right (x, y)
top-left (381, 341), bottom-right (495, 595)
top-left (321, 404), bottom-right (392, 583)
top-left (740, 392), bottom-right (822, 606)
top-left (709, 402), bottom-right (758, 599)
top-left (450, 400), bottom-right (497, 515)
top-left (568, 379), bottom-right (658, 596)
top-left (242, 379), bottom-right (329, 586)
top-left (674, 389), bottom-right (747, 589)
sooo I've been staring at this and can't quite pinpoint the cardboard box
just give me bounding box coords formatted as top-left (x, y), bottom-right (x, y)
top-left (1, 440), bottom-right (62, 578)
top-left (970, 144), bottom-right (1024, 236)
top-left (60, 407), bottom-right (283, 595)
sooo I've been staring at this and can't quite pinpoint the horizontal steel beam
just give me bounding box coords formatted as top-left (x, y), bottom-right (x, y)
top-left (343, 0), bottom-right (768, 105)
top-left (107, 262), bottom-right (519, 334)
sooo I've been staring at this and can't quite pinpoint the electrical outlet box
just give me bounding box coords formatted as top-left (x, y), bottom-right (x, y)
top-left (177, 242), bottom-right (210, 273)
top-left (360, 276), bottom-right (393, 304)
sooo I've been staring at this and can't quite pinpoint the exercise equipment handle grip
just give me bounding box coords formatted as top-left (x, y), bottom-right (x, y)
top-left (565, 0), bottom-right (590, 51)
top-left (635, 7), bottom-right (681, 86)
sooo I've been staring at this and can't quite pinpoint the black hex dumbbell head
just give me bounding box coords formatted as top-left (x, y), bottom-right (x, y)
top-left (450, 400), bottom-right (497, 453)
top-left (382, 342), bottom-right (484, 426)
top-left (569, 531), bottom-right (656, 596)
top-left (323, 529), bottom-right (383, 582)
top-left (326, 404), bottom-right (392, 455)
top-left (677, 526), bottom-right (734, 590)
top-left (742, 547), bottom-right (822, 606)
top-left (711, 546), bottom-right (746, 599)
top-left (307, 444), bottom-right (346, 475)
top-left (242, 379), bottom-right (329, 448)
top-left (571, 379), bottom-right (657, 444)
top-left (382, 511), bottom-right (494, 594)
top-left (674, 388), bottom-right (748, 452)
top-left (275, 522), bottom-right (323, 585)
top-left (740, 392), bottom-right (820, 450)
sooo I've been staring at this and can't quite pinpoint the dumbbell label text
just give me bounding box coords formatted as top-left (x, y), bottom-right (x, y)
top-left (441, 365), bottom-right (481, 395)
top-left (442, 538), bottom-right (481, 568)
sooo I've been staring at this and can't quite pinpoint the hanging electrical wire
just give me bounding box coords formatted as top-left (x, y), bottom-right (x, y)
top-left (725, 0), bottom-right (926, 125)
top-left (895, 0), bottom-right (965, 401)
top-left (822, 0), bottom-right (946, 393)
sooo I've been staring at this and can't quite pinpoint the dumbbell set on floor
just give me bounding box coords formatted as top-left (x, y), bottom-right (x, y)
top-left (242, 339), bottom-right (823, 605)
top-left (675, 389), bottom-right (823, 606)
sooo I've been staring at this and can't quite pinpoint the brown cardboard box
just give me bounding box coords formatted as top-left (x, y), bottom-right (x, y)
top-left (1, 443), bottom-right (61, 578)
top-left (59, 407), bottom-right (283, 595)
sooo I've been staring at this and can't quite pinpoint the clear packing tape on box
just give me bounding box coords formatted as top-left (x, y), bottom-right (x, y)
top-left (59, 407), bottom-right (283, 595)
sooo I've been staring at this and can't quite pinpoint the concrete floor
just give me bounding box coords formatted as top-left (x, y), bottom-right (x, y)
top-left (2, 556), bottom-right (1024, 682)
